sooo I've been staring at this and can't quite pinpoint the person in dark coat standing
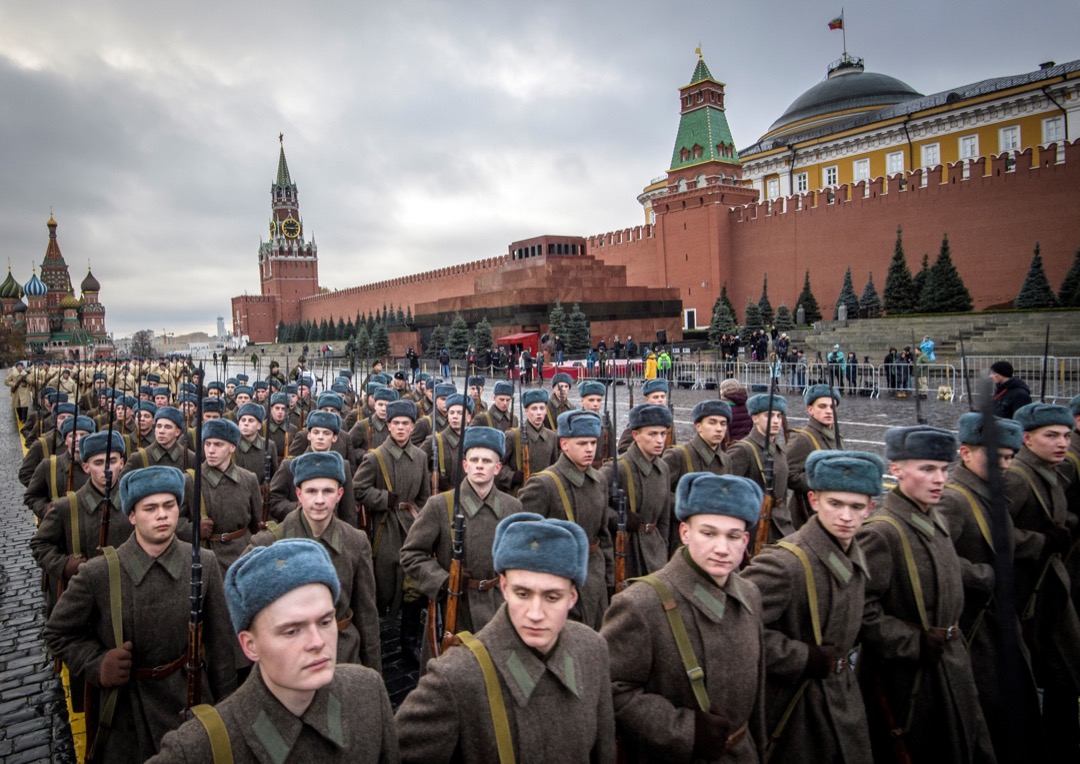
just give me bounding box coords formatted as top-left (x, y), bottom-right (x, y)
top-left (786, 384), bottom-right (844, 530)
top-left (601, 473), bottom-right (767, 763)
top-left (719, 379), bottom-right (752, 442)
top-left (743, 450), bottom-right (882, 763)
top-left (989, 361), bottom-right (1032, 418)
top-left (938, 413), bottom-right (1045, 762)
top-left (43, 466), bottom-right (237, 763)
top-left (858, 426), bottom-right (995, 763)
top-left (729, 393), bottom-right (794, 542)
top-left (149, 539), bottom-right (398, 763)
top-left (396, 513), bottom-right (616, 763)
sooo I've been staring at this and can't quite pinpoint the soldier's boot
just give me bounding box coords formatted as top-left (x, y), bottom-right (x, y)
top-left (399, 601), bottom-right (422, 665)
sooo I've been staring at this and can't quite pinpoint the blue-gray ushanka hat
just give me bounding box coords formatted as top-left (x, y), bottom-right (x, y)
top-left (119, 465), bottom-right (185, 516)
top-left (1013, 403), bottom-right (1073, 432)
top-left (674, 473), bottom-right (763, 526)
top-left (225, 538), bottom-right (341, 634)
top-left (642, 379), bottom-right (669, 396)
top-left (692, 400), bottom-right (731, 423)
top-left (468, 375), bottom-right (485, 388)
top-left (374, 387), bottom-right (399, 403)
top-left (202, 397), bottom-right (225, 414)
top-left (154, 406), bottom-right (184, 429)
top-left (253, 381), bottom-right (268, 391)
top-left (297, 376), bottom-right (314, 389)
top-left (133, 401), bottom-right (157, 415)
top-left (292, 450), bottom-right (347, 486)
top-left (152, 386), bottom-right (170, 398)
top-left (464, 427), bottom-right (505, 460)
top-left (282, 383), bottom-right (298, 395)
top-left (237, 402), bottom-right (265, 422)
top-left (434, 383), bottom-right (456, 400)
top-left (522, 389), bottom-right (549, 407)
top-left (493, 381), bottom-right (514, 397)
top-left (79, 431), bottom-right (126, 463)
top-left (386, 400), bottom-right (417, 422)
top-left (446, 393), bottom-right (474, 414)
top-left (203, 418), bottom-right (241, 446)
top-left (746, 393), bottom-right (787, 416)
top-left (803, 384), bottom-right (841, 406)
top-left (234, 385), bottom-right (254, 398)
top-left (957, 412), bottom-right (1023, 451)
top-left (558, 410), bottom-right (602, 438)
top-left (270, 392), bottom-right (289, 407)
top-left (331, 381), bottom-right (349, 394)
top-left (1069, 395), bottom-right (1080, 418)
top-left (306, 411), bottom-right (341, 434)
top-left (884, 425), bottom-right (956, 463)
top-left (492, 512), bottom-right (589, 588)
top-left (55, 402), bottom-right (78, 417)
top-left (805, 450), bottom-right (884, 496)
top-left (235, 374), bottom-right (249, 384)
top-left (628, 404), bottom-right (672, 430)
top-left (578, 380), bottom-right (606, 399)
top-left (551, 372), bottom-right (573, 387)
top-left (317, 392), bottom-right (344, 411)
top-left (61, 416), bottom-right (96, 436)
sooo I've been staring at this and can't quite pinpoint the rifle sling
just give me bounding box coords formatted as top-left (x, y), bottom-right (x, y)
top-left (1008, 462), bottom-right (1053, 523)
top-left (864, 515), bottom-right (929, 630)
top-left (458, 631), bottom-right (515, 764)
top-left (68, 492), bottom-right (81, 558)
top-left (618, 459), bottom-right (637, 514)
top-left (536, 470), bottom-right (574, 524)
top-left (630, 574), bottom-right (710, 713)
top-left (191, 704), bottom-right (234, 764)
top-left (92, 546), bottom-right (124, 755)
top-left (944, 483), bottom-right (993, 549)
top-left (790, 428), bottom-right (823, 451)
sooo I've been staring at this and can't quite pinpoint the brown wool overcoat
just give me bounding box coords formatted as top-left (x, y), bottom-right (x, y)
top-left (497, 423), bottom-right (560, 495)
top-left (270, 455), bottom-right (359, 527)
top-left (728, 428), bottom-right (793, 540)
top-left (599, 443), bottom-right (672, 578)
top-left (233, 434), bottom-right (279, 483)
top-left (395, 606), bottom-right (615, 764)
top-left (784, 418), bottom-right (841, 530)
top-left (25, 452), bottom-right (90, 519)
top-left (195, 463), bottom-right (263, 575)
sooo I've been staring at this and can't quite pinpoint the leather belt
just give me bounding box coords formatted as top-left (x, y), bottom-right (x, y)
top-left (464, 577), bottom-right (499, 592)
top-left (208, 527), bottom-right (247, 542)
top-left (635, 523), bottom-right (657, 534)
top-left (135, 651), bottom-right (187, 681)
top-left (589, 538), bottom-right (600, 553)
top-left (726, 720), bottom-right (749, 749)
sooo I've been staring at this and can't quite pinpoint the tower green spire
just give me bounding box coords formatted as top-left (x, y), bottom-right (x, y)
top-left (276, 133), bottom-right (294, 188)
top-left (669, 54), bottom-right (741, 173)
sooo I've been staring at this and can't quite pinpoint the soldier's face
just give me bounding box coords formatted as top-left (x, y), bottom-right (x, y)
top-left (203, 439), bottom-right (235, 469)
top-left (500, 570), bottom-right (577, 656)
top-left (580, 395), bottom-right (602, 413)
top-left (255, 389), bottom-right (268, 402)
top-left (694, 416), bottom-right (729, 447)
top-left (225, 384), bottom-right (236, 395)
top-left (435, 397), bottom-right (448, 415)
top-left (752, 411), bottom-right (783, 437)
top-left (560, 437), bottom-right (597, 470)
top-left (296, 478), bottom-right (343, 525)
top-left (525, 403), bottom-right (547, 428)
top-left (959, 445), bottom-right (1014, 480)
top-left (388, 416), bottom-right (414, 445)
top-left (308, 427), bottom-right (337, 452)
top-left (137, 411), bottom-right (155, 432)
top-left (154, 395), bottom-right (169, 407)
top-left (83, 451), bottom-right (124, 492)
top-left (1024, 425), bottom-right (1071, 464)
top-left (129, 492), bottom-right (179, 546)
top-left (238, 416), bottom-right (261, 439)
top-left (374, 400), bottom-right (388, 420)
top-left (645, 392), bottom-right (667, 405)
top-left (889, 460), bottom-right (950, 509)
top-left (271, 404), bottom-right (287, 422)
top-left (632, 425), bottom-right (669, 458)
top-left (463, 447), bottom-right (501, 489)
top-left (235, 393), bottom-right (252, 407)
top-left (207, 389), bottom-right (221, 398)
top-left (808, 491), bottom-right (871, 550)
top-left (240, 583), bottom-right (338, 697)
top-left (680, 514), bottom-right (748, 587)
top-left (447, 406), bottom-right (467, 432)
top-left (808, 398), bottom-right (835, 426)
top-left (493, 395), bottom-right (511, 412)
top-left (155, 420), bottom-right (181, 447)
top-left (554, 383), bottom-right (570, 399)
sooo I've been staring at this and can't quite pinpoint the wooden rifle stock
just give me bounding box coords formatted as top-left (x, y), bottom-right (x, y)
top-left (260, 448), bottom-right (273, 526)
top-left (752, 381), bottom-right (778, 557)
top-left (610, 377), bottom-right (629, 592)
top-left (440, 513), bottom-right (466, 652)
top-left (752, 494), bottom-right (775, 558)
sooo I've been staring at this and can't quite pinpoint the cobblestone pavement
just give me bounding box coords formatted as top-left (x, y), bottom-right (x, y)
top-left (0, 402), bottom-right (76, 763)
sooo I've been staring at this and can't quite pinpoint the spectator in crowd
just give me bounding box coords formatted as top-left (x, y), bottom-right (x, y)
top-left (914, 347), bottom-right (930, 398)
top-left (846, 352), bottom-right (859, 394)
top-left (882, 347), bottom-right (899, 391)
top-left (919, 334), bottom-right (936, 362)
top-left (657, 348), bottom-right (673, 381)
top-left (989, 360), bottom-right (1032, 418)
top-left (826, 344), bottom-right (846, 390)
top-left (439, 347), bottom-right (451, 378)
top-left (791, 348), bottom-right (808, 392)
top-left (644, 351), bottom-right (658, 380)
top-left (586, 347), bottom-right (597, 376)
top-left (719, 378), bottom-right (752, 442)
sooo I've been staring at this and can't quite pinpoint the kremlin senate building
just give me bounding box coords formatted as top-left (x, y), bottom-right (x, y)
top-left (233, 52), bottom-right (1080, 350)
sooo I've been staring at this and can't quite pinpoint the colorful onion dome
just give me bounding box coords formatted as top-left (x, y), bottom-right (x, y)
top-left (0, 268), bottom-right (20, 299)
top-left (23, 271), bottom-right (47, 297)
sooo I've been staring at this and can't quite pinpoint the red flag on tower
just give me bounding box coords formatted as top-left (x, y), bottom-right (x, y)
top-left (828, 16), bottom-right (844, 30)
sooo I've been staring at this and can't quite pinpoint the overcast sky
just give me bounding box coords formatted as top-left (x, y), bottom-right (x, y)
top-left (3, 1), bottom-right (1077, 338)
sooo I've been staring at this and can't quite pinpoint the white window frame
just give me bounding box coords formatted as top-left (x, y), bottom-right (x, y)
top-left (795, 172), bottom-right (808, 193)
top-left (852, 158), bottom-right (870, 182)
top-left (959, 134), bottom-right (979, 160)
top-left (823, 165), bottom-right (838, 188)
top-left (886, 151), bottom-right (904, 175)
top-left (766, 177), bottom-right (780, 199)
top-left (921, 143), bottom-right (940, 168)
top-left (1043, 116), bottom-right (1064, 144)
top-left (684, 308), bottom-right (697, 330)
top-left (998, 125), bottom-right (1020, 152)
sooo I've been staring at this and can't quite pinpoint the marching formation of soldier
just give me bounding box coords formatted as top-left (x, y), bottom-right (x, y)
top-left (8, 354), bottom-right (1080, 762)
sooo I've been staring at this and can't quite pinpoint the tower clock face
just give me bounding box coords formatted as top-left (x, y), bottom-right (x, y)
top-left (282, 219), bottom-right (300, 238)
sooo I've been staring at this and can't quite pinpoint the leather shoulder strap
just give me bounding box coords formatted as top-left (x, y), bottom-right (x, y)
top-left (618, 459), bottom-right (637, 513)
top-left (864, 515), bottom-right (929, 629)
top-left (791, 428), bottom-right (822, 451)
top-left (944, 483), bottom-right (993, 548)
top-left (536, 470), bottom-right (574, 523)
top-left (372, 448), bottom-right (395, 494)
top-left (1009, 462), bottom-right (1052, 521)
top-left (68, 492), bottom-right (81, 558)
top-left (775, 542), bottom-right (821, 645)
top-left (677, 444), bottom-right (693, 473)
top-left (458, 631), bottom-right (515, 764)
top-left (191, 704), bottom-right (234, 764)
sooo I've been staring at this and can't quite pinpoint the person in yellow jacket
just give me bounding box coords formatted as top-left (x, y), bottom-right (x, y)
top-left (644, 352), bottom-right (658, 380)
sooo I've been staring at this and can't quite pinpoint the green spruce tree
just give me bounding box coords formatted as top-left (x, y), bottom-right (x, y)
top-left (353, 324), bottom-right (370, 360)
top-left (859, 272), bottom-right (882, 318)
top-left (1058, 247), bottom-right (1080, 307)
top-left (743, 301), bottom-right (764, 331)
top-left (719, 283), bottom-right (737, 319)
top-left (336, 317), bottom-right (346, 340)
top-left (447, 313), bottom-right (472, 358)
top-left (774, 304), bottom-right (794, 331)
top-left (473, 316), bottom-right (493, 353)
top-left (370, 321), bottom-right (390, 360)
top-left (548, 300), bottom-right (568, 340)
top-left (834, 267), bottom-right (860, 320)
top-left (708, 303), bottom-right (737, 348)
top-left (293, 321), bottom-right (307, 343)
top-left (796, 270), bottom-right (822, 324)
top-left (405, 305), bottom-right (414, 325)
top-left (883, 225), bottom-right (916, 314)
top-left (427, 325), bottom-right (447, 359)
top-left (758, 275), bottom-right (774, 327)
top-left (1015, 242), bottom-right (1058, 309)
top-left (912, 253), bottom-right (931, 308)
top-left (919, 234), bottom-right (973, 313)
top-left (566, 303), bottom-right (590, 354)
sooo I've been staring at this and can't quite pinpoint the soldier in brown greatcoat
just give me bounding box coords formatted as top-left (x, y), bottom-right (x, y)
top-left (127, 400), bottom-right (157, 451)
top-left (248, 451), bottom-right (381, 673)
top-left (470, 379), bottom-right (517, 431)
top-left (498, 388), bottom-right (559, 496)
top-left (120, 406), bottom-right (198, 476)
top-left (518, 410), bottom-right (611, 629)
top-left (265, 391), bottom-right (298, 458)
top-left (786, 384), bottom-right (843, 530)
top-left (24, 415), bottom-right (94, 519)
top-left (43, 466), bottom-right (237, 763)
top-left (396, 513), bottom-right (615, 763)
top-left (19, 401), bottom-right (74, 486)
top-left (743, 450), bottom-right (882, 763)
top-left (601, 404), bottom-right (673, 576)
top-left (938, 413), bottom-right (1044, 762)
top-left (545, 372), bottom-right (576, 430)
top-left (347, 386), bottom-right (396, 462)
top-left (616, 378), bottom-right (670, 454)
top-left (1005, 403), bottom-right (1080, 760)
top-left (232, 402), bottom-right (279, 478)
top-left (662, 399), bottom-right (731, 491)
top-left (729, 392), bottom-right (794, 541)
top-left (401, 427), bottom-right (524, 665)
top-left (269, 411), bottom-right (359, 526)
top-left (150, 539), bottom-right (398, 763)
top-left (421, 393), bottom-right (472, 492)
top-left (577, 380), bottom-right (615, 467)
top-left (410, 382), bottom-right (454, 446)
top-left (601, 473), bottom-right (767, 763)
top-left (288, 392), bottom-right (358, 470)
top-left (353, 400), bottom-right (432, 627)
top-left (858, 425), bottom-right (995, 763)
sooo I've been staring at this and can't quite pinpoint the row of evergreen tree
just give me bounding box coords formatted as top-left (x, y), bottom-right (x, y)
top-left (426, 301), bottom-right (592, 360)
top-left (275, 304), bottom-right (414, 344)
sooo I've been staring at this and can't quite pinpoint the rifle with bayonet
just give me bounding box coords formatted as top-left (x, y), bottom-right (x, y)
top-left (439, 410), bottom-right (468, 653)
top-left (1040, 325), bottom-right (1050, 402)
top-left (611, 377), bottom-right (630, 592)
top-left (184, 367), bottom-right (207, 717)
top-left (97, 374), bottom-right (118, 552)
top-left (751, 377), bottom-right (778, 557)
top-left (519, 379), bottom-right (530, 487)
top-left (260, 444), bottom-right (273, 529)
top-left (66, 371), bottom-right (83, 493)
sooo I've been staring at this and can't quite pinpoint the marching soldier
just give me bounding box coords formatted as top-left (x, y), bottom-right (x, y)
top-left (743, 450), bottom-right (883, 763)
top-left (288, 391), bottom-right (357, 469)
top-left (232, 402), bottom-right (279, 478)
top-left (269, 411), bottom-right (359, 526)
top-left (729, 393), bottom-right (794, 542)
top-left (498, 388), bottom-right (559, 496)
top-left (465, 374), bottom-right (487, 413)
top-left (938, 413), bottom-right (1044, 762)
top-left (24, 415), bottom-right (95, 519)
top-left (662, 400), bottom-right (731, 491)
top-left (149, 539), bottom-right (397, 763)
top-left (616, 378), bottom-right (670, 454)
top-left (410, 382), bottom-right (454, 446)
top-left (43, 466), bottom-right (237, 763)
top-left (23, 388), bottom-right (64, 445)
top-left (578, 380), bottom-right (615, 466)
top-left (600, 404), bottom-right (673, 576)
top-left (469, 380), bottom-right (516, 431)
top-left (5, 359), bottom-right (33, 421)
top-left (786, 384), bottom-right (844, 530)
top-left (401, 427), bottom-right (524, 664)
top-left (518, 410), bottom-right (611, 629)
top-left (265, 391), bottom-right (298, 458)
top-left (128, 400), bottom-right (157, 451)
top-left (545, 372), bottom-right (575, 429)
top-left (858, 426), bottom-right (995, 763)
top-left (422, 393), bottom-right (472, 492)
top-left (601, 473), bottom-right (767, 762)
top-left (348, 387), bottom-right (397, 461)
top-left (1056, 394), bottom-right (1080, 514)
top-left (121, 406), bottom-right (197, 475)
top-left (1005, 403), bottom-right (1080, 759)
top-left (248, 451), bottom-right (381, 673)
top-left (19, 401), bottom-right (75, 487)
top-left (396, 513), bottom-right (615, 763)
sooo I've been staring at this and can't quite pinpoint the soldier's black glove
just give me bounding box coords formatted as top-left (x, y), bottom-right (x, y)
top-left (693, 708), bottom-right (731, 759)
top-left (919, 630), bottom-right (945, 667)
top-left (511, 470), bottom-right (525, 488)
top-left (1045, 524), bottom-right (1073, 557)
top-left (805, 643), bottom-right (839, 679)
top-left (387, 492), bottom-right (399, 510)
